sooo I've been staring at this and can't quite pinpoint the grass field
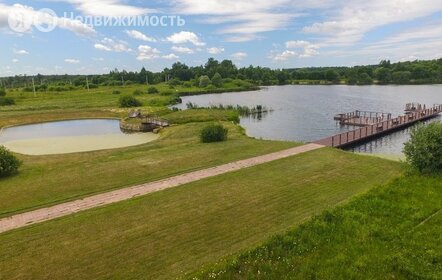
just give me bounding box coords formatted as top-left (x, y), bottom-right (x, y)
top-left (1, 82), bottom-right (254, 112)
top-left (192, 174), bottom-right (442, 279)
top-left (0, 120), bottom-right (299, 218)
top-left (0, 149), bottom-right (401, 279)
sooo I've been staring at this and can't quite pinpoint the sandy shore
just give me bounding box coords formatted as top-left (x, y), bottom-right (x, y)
top-left (2, 133), bottom-right (159, 155)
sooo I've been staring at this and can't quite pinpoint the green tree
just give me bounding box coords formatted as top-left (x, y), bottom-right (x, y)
top-left (325, 70), bottom-right (340, 83)
top-left (0, 89), bottom-right (6, 97)
top-left (0, 146), bottom-right (21, 177)
top-left (199, 75), bottom-right (211, 87)
top-left (404, 123), bottom-right (442, 174)
top-left (357, 73), bottom-right (373, 85)
top-left (392, 71), bottom-right (411, 84)
top-left (211, 73), bottom-right (223, 87)
top-left (374, 67), bottom-right (391, 84)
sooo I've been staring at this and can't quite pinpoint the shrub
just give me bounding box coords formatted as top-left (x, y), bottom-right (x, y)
top-left (0, 97), bottom-right (15, 106)
top-left (133, 89), bottom-right (144, 95)
top-left (160, 90), bottom-right (174, 96)
top-left (200, 123), bottom-right (228, 143)
top-left (119, 95), bottom-right (142, 108)
top-left (147, 86), bottom-right (159, 94)
top-left (404, 122), bottom-right (442, 174)
top-left (0, 89), bottom-right (6, 96)
top-left (183, 81), bottom-right (192, 88)
top-left (199, 75), bottom-right (211, 87)
top-left (0, 146), bottom-right (21, 177)
top-left (112, 90), bottom-right (121, 95)
top-left (211, 73), bottom-right (223, 87)
top-left (168, 78), bottom-right (182, 86)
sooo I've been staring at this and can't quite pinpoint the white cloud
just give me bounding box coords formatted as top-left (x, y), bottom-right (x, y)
top-left (171, 46), bottom-right (194, 54)
top-left (286, 40), bottom-right (319, 57)
top-left (12, 59), bottom-right (19, 63)
top-left (0, 3), bottom-right (95, 36)
top-left (125, 30), bottom-right (156, 42)
top-left (207, 47), bottom-right (225, 54)
top-left (303, 0), bottom-right (442, 45)
top-left (171, 1), bottom-right (305, 39)
top-left (271, 50), bottom-right (297, 61)
top-left (64, 58), bottom-right (80, 64)
top-left (136, 45), bottom-right (160, 60)
top-left (60, 0), bottom-right (155, 17)
top-left (162, 53), bottom-right (179, 60)
top-left (166, 31), bottom-right (206, 46)
top-left (94, 38), bottom-right (132, 52)
top-left (13, 49), bottom-right (29, 55)
top-left (231, 52), bottom-right (248, 60)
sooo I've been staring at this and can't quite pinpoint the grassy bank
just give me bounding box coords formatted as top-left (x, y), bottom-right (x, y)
top-left (192, 174), bottom-right (441, 279)
top-left (1, 82), bottom-right (254, 112)
top-left (0, 149), bottom-right (401, 279)
top-left (0, 120), bottom-right (298, 217)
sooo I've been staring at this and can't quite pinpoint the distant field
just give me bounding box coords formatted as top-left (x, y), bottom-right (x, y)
top-left (0, 82), bottom-right (252, 112)
top-left (193, 174), bottom-right (442, 279)
top-left (0, 149), bottom-right (401, 279)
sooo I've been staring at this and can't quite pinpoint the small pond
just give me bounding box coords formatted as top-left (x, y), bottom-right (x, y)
top-left (0, 119), bottom-right (159, 155)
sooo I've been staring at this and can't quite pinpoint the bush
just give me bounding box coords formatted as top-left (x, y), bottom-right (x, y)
top-left (168, 78), bottom-right (182, 86)
top-left (199, 75), bottom-right (211, 87)
top-left (119, 95), bottom-right (142, 108)
top-left (0, 89), bottom-right (6, 96)
top-left (200, 123), bottom-right (228, 143)
top-left (0, 97), bottom-right (15, 106)
top-left (212, 73), bottom-right (223, 87)
top-left (133, 89), bottom-right (144, 95)
top-left (147, 86), bottom-right (159, 94)
top-left (112, 90), bottom-right (121, 95)
top-left (404, 123), bottom-right (442, 174)
top-left (0, 146), bottom-right (21, 177)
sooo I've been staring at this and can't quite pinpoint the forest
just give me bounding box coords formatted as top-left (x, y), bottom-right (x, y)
top-left (1, 58), bottom-right (441, 91)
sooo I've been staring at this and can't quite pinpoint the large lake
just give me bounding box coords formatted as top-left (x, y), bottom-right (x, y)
top-left (175, 85), bottom-right (442, 156)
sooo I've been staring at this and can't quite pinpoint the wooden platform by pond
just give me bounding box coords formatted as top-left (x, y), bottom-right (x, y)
top-left (315, 104), bottom-right (442, 148)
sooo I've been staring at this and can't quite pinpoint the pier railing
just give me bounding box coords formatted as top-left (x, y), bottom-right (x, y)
top-left (316, 105), bottom-right (442, 148)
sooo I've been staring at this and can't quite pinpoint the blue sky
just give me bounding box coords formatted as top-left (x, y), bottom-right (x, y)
top-left (1, 0), bottom-right (442, 76)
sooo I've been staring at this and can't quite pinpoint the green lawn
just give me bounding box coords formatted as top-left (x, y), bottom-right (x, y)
top-left (0, 149), bottom-right (401, 279)
top-left (193, 174), bottom-right (442, 279)
top-left (0, 121), bottom-right (298, 218)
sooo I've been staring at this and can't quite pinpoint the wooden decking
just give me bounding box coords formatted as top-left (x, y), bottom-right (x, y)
top-left (140, 116), bottom-right (169, 127)
top-left (315, 104), bottom-right (442, 148)
top-left (334, 110), bottom-right (392, 126)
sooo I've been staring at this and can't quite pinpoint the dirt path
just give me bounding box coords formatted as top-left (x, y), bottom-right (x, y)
top-left (0, 143), bottom-right (323, 234)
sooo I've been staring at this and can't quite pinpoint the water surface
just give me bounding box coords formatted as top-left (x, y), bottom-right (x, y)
top-left (0, 119), bottom-right (158, 155)
top-left (176, 85), bottom-right (442, 155)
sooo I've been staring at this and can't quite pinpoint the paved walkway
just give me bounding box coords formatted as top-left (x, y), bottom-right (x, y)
top-left (0, 143), bottom-right (323, 234)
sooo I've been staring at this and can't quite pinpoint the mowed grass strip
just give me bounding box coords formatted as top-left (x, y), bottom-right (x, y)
top-left (0, 149), bottom-right (401, 280)
top-left (0, 121), bottom-right (298, 217)
top-left (192, 175), bottom-right (442, 279)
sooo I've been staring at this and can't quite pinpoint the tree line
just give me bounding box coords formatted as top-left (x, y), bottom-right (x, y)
top-left (1, 58), bottom-right (442, 90)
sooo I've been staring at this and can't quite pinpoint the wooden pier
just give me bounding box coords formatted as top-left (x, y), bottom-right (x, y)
top-left (315, 104), bottom-right (442, 148)
top-left (334, 110), bottom-right (392, 126)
